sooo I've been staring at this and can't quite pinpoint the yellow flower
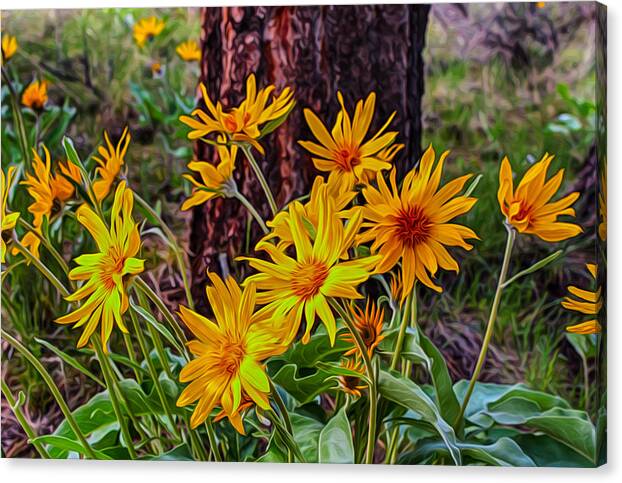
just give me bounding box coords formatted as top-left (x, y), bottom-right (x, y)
top-left (52, 160), bottom-right (82, 203)
top-left (239, 183), bottom-right (381, 345)
top-left (359, 145), bottom-right (478, 300)
top-left (21, 80), bottom-right (48, 110)
top-left (56, 181), bottom-right (144, 350)
top-left (150, 60), bottom-right (164, 78)
top-left (1, 166), bottom-right (20, 263)
top-left (261, 176), bottom-right (357, 252)
top-left (299, 92), bottom-right (403, 189)
top-left (179, 74), bottom-right (294, 151)
top-left (341, 299), bottom-right (385, 358)
top-left (133, 16), bottom-right (165, 47)
top-left (336, 358), bottom-right (367, 398)
top-left (599, 170), bottom-right (606, 241)
top-left (563, 264), bottom-right (602, 335)
top-left (181, 137), bottom-right (237, 210)
top-left (93, 127), bottom-right (131, 201)
top-left (176, 273), bottom-right (292, 432)
top-left (176, 40), bottom-right (201, 62)
top-left (1, 34), bottom-right (17, 62)
top-left (498, 154), bottom-right (581, 242)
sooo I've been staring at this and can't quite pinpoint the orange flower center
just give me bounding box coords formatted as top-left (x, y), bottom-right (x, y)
top-left (100, 253), bottom-right (126, 290)
top-left (223, 111), bottom-right (251, 133)
top-left (220, 339), bottom-right (246, 374)
top-left (335, 146), bottom-right (361, 172)
top-left (394, 205), bottom-right (431, 248)
top-left (291, 260), bottom-right (329, 300)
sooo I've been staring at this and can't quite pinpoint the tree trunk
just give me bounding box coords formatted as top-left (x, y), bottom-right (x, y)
top-left (190, 4), bottom-right (430, 300)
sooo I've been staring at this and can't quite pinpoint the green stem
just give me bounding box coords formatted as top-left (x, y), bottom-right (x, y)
top-left (330, 299), bottom-right (377, 464)
top-left (122, 332), bottom-right (142, 384)
top-left (204, 419), bottom-right (222, 462)
top-left (1, 329), bottom-right (97, 459)
top-left (135, 194), bottom-right (195, 310)
top-left (92, 336), bottom-right (138, 459)
top-left (1, 379), bottom-right (51, 459)
top-left (403, 293), bottom-right (418, 377)
top-left (1, 66), bottom-right (30, 164)
top-left (128, 305), bottom-right (181, 442)
top-left (240, 144), bottom-right (278, 216)
top-left (11, 237), bottom-right (70, 298)
top-left (233, 190), bottom-right (269, 234)
top-left (455, 225), bottom-right (516, 426)
top-left (133, 277), bottom-right (188, 352)
top-left (389, 290), bottom-right (412, 371)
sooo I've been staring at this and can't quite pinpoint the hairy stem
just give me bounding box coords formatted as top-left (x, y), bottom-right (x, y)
top-left (240, 144), bottom-right (278, 216)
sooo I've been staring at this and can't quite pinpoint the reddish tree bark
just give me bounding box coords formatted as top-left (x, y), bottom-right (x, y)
top-left (190, 5), bottom-right (430, 300)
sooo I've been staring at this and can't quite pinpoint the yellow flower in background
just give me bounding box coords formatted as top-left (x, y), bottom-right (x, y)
top-left (21, 80), bottom-right (48, 110)
top-left (52, 160), bottom-right (82, 203)
top-left (359, 145), bottom-right (478, 300)
top-left (181, 137), bottom-right (237, 210)
top-left (21, 146), bottom-right (55, 228)
top-left (176, 40), bottom-right (201, 62)
top-left (56, 181), bottom-right (144, 350)
top-left (299, 92), bottom-right (403, 189)
top-left (1, 166), bottom-right (20, 263)
top-left (133, 16), bottom-right (165, 47)
top-left (599, 170), bottom-right (606, 241)
top-left (563, 263), bottom-right (602, 335)
top-left (498, 154), bottom-right (581, 242)
top-left (336, 358), bottom-right (367, 398)
top-left (1, 34), bottom-right (17, 62)
top-left (93, 127), bottom-right (131, 201)
top-left (176, 273), bottom-right (292, 432)
top-left (150, 60), bottom-right (164, 78)
top-left (261, 176), bottom-right (357, 252)
top-left (180, 74), bottom-right (294, 152)
top-left (239, 184), bottom-right (381, 345)
top-left (341, 299), bottom-right (385, 358)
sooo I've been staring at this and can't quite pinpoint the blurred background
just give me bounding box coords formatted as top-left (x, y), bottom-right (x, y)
top-left (1, 2), bottom-right (601, 457)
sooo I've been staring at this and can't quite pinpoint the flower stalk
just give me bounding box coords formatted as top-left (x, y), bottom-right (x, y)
top-left (455, 223), bottom-right (516, 425)
top-left (240, 143), bottom-right (278, 216)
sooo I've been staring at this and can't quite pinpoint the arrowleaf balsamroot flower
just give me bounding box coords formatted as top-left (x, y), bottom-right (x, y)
top-left (181, 136), bottom-right (237, 210)
top-left (56, 181), bottom-right (144, 351)
top-left (21, 80), bottom-right (48, 110)
top-left (239, 183), bottom-right (381, 345)
top-left (341, 299), bottom-right (385, 358)
top-left (1, 166), bottom-right (19, 263)
top-left (359, 145), bottom-right (478, 300)
top-left (299, 92), bottom-right (403, 189)
top-left (176, 40), bottom-right (201, 62)
top-left (176, 273), bottom-right (293, 433)
top-left (1, 34), bottom-right (17, 62)
top-left (133, 16), bottom-right (165, 47)
top-left (93, 127), bottom-right (131, 201)
top-left (498, 153), bottom-right (582, 242)
top-left (179, 73), bottom-right (294, 152)
top-left (563, 263), bottom-right (602, 335)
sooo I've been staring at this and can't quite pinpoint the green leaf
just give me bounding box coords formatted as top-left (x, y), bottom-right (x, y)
top-left (318, 407), bottom-right (354, 464)
top-left (502, 250), bottom-right (563, 287)
top-left (130, 302), bottom-right (186, 357)
top-left (32, 435), bottom-right (112, 460)
top-left (270, 363), bottom-right (335, 405)
top-left (404, 437), bottom-right (535, 466)
top-left (144, 444), bottom-right (194, 461)
top-left (35, 337), bottom-right (105, 387)
top-left (258, 101), bottom-right (296, 138)
top-left (379, 370), bottom-right (461, 465)
top-left (513, 434), bottom-right (596, 467)
top-left (273, 328), bottom-right (350, 367)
